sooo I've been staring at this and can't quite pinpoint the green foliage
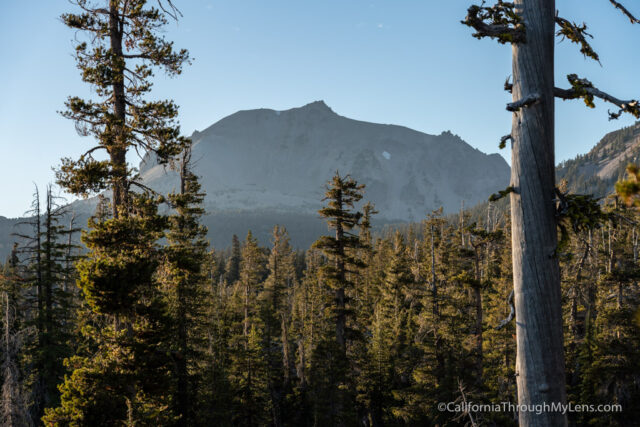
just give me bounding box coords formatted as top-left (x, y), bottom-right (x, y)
top-left (159, 146), bottom-right (212, 425)
top-left (57, 0), bottom-right (190, 214)
top-left (567, 74), bottom-right (597, 109)
top-left (45, 2), bottom-right (193, 424)
top-left (616, 164), bottom-right (640, 206)
top-left (44, 193), bottom-right (175, 426)
top-left (555, 189), bottom-right (610, 253)
top-left (555, 17), bottom-right (600, 62)
top-left (462, 1), bottom-right (525, 44)
top-left (76, 195), bottom-right (165, 316)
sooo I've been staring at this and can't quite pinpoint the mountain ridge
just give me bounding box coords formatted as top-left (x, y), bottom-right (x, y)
top-left (557, 121), bottom-right (640, 197)
top-left (139, 100), bottom-right (510, 223)
top-left (3, 101), bottom-right (510, 259)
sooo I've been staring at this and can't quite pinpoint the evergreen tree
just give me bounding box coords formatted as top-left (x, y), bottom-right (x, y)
top-left (361, 232), bottom-right (416, 426)
top-left (45, 1), bottom-right (190, 424)
top-left (44, 195), bottom-right (174, 425)
top-left (312, 172), bottom-right (366, 426)
top-left (13, 187), bottom-right (79, 422)
top-left (226, 235), bottom-right (242, 285)
top-left (260, 226), bottom-right (297, 426)
top-left (159, 145), bottom-right (210, 425)
top-left (56, 0), bottom-right (189, 217)
top-left (228, 231), bottom-right (269, 426)
top-left (290, 248), bottom-right (328, 425)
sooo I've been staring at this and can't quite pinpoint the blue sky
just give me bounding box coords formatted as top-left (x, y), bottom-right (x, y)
top-left (1, 0), bottom-right (640, 217)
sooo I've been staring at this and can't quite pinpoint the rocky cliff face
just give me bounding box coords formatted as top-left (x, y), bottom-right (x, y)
top-left (140, 100), bottom-right (510, 223)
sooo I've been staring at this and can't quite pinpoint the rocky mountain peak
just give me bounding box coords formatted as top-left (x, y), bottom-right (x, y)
top-left (139, 102), bottom-right (510, 223)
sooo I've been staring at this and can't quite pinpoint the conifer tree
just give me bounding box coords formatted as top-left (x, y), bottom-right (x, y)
top-left (44, 195), bottom-right (173, 425)
top-left (312, 172), bottom-right (366, 426)
top-left (159, 144), bottom-right (210, 425)
top-left (466, 224), bottom-right (504, 380)
top-left (199, 252), bottom-right (235, 425)
top-left (361, 232), bottom-right (416, 426)
top-left (260, 226), bottom-right (296, 426)
top-left (228, 231), bottom-right (269, 425)
top-left (226, 234), bottom-right (242, 285)
top-left (56, 0), bottom-right (189, 217)
top-left (290, 248), bottom-right (328, 424)
top-left (13, 187), bottom-right (79, 422)
top-left (46, 1), bottom-right (190, 424)
top-left (575, 197), bottom-right (640, 425)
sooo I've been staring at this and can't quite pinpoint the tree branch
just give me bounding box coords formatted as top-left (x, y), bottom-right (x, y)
top-left (495, 290), bottom-right (515, 330)
top-left (504, 76), bottom-right (513, 93)
top-left (554, 74), bottom-right (640, 119)
top-left (609, 0), bottom-right (640, 24)
top-left (462, 1), bottom-right (526, 44)
top-left (554, 15), bottom-right (600, 63)
top-left (506, 93), bottom-right (540, 112)
top-left (499, 134), bottom-right (512, 149)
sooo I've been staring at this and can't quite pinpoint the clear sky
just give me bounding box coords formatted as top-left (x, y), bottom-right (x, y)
top-left (1, 0), bottom-right (640, 218)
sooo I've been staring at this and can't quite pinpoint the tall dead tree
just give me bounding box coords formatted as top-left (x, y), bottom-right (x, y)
top-left (464, 1), bottom-right (640, 425)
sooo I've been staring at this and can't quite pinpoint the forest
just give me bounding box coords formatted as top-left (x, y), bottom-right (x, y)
top-left (4, 169), bottom-right (640, 426)
top-left (3, 0), bottom-right (640, 426)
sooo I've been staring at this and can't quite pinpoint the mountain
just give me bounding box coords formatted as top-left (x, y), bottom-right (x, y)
top-left (557, 121), bottom-right (640, 197)
top-left (140, 100), bottom-right (509, 221)
top-left (1, 101), bottom-right (510, 259)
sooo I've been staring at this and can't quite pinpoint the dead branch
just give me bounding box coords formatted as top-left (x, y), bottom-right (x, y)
top-left (554, 74), bottom-right (640, 119)
top-left (495, 290), bottom-right (515, 330)
top-left (454, 380), bottom-right (478, 427)
top-left (462, 1), bottom-right (526, 44)
top-left (609, 0), bottom-right (640, 24)
top-left (499, 134), bottom-right (512, 149)
top-left (504, 76), bottom-right (513, 93)
top-left (506, 93), bottom-right (540, 112)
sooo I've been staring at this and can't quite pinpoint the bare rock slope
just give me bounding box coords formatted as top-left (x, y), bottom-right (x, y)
top-left (140, 101), bottom-right (509, 224)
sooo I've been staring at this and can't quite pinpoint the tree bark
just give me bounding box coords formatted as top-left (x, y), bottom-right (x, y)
top-left (510, 1), bottom-right (567, 425)
top-left (109, 1), bottom-right (127, 218)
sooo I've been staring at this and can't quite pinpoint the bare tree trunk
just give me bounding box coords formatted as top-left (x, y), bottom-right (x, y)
top-left (510, 1), bottom-right (567, 425)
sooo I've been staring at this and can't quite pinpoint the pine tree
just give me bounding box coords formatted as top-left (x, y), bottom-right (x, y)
top-left (199, 252), bottom-right (235, 425)
top-left (13, 187), bottom-right (79, 422)
top-left (45, 1), bottom-right (190, 424)
top-left (576, 199), bottom-right (640, 425)
top-left (290, 248), bottom-right (328, 425)
top-left (228, 231), bottom-right (269, 425)
top-left (159, 145), bottom-right (210, 425)
top-left (466, 224), bottom-right (504, 381)
top-left (260, 226), bottom-right (297, 426)
top-left (56, 0), bottom-right (189, 217)
top-left (361, 232), bottom-right (416, 426)
top-left (312, 172), bottom-right (366, 426)
top-left (44, 195), bottom-right (174, 425)
top-left (226, 235), bottom-right (242, 285)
